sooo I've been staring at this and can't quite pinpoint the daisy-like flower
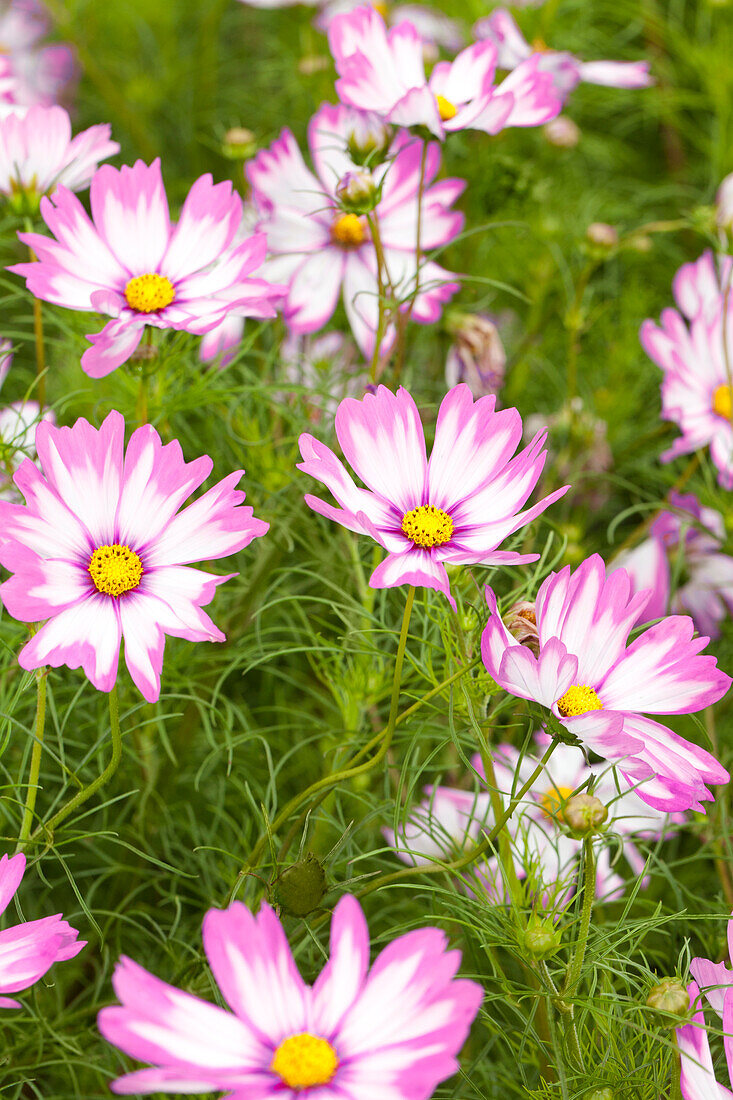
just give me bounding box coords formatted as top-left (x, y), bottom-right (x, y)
top-left (316, 1), bottom-right (465, 53)
top-left (9, 158), bottom-right (286, 378)
top-left (474, 9), bottom-right (652, 100)
top-left (0, 104), bottom-right (118, 213)
top-left (297, 383), bottom-right (568, 606)
top-left (0, 851), bottom-right (85, 1008)
top-left (97, 893), bottom-right (483, 1097)
top-left (0, 0), bottom-right (76, 107)
top-left (481, 554), bottom-right (731, 812)
top-left (328, 5), bottom-right (560, 139)
top-left (640, 250), bottom-right (733, 489)
top-left (0, 410), bottom-right (268, 702)
top-left (247, 102), bottom-right (463, 357)
top-left (677, 981), bottom-right (733, 1099)
top-left (611, 491), bottom-right (733, 640)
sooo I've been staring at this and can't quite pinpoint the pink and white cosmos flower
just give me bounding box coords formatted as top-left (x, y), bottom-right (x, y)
top-left (474, 9), bottom-right (652, 101)
top-left (247, 103), bottom-right (464, 357)
top-left (0, 411), bottom-right (269, 702)
top-left (0, 0), bottom-right (76, 107)
top-left (611, 491), bottom-right (733, 640)
top-left (328, 5), bottom-right (561, 139)
top-left (677, 981), bottom-right (733, 1099)
top-left (97, 893), bottom-right (483, 1097)
top-left (481, 554), bottom-right (731, 813)
top-left (640, 250), bottom-right (733, 489)
top-left (0, 104), bottom-right (118, 207)
top-left (9, 158), bottom-right (285, 378)
top-left (298, 383), bottom-right (568, 606)
top-left (0, 851), bottom-right (85, 1009)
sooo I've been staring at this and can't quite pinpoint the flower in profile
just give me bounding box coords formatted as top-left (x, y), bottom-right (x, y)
top-left (444, 312), bottom-right (506, 399)
top-left (611, 491), bottom-right (733, 640)
top-left (329, 5), bottom-right (560, 139)
top-left (0, 851), bottom-right (85, 1008)
top-left (481, 554), bottom-right (731, 812)
top-left (247, 102), bottom-right (464, 357)
top-left (677, 981), bottom-right (733, 1098)
top-left (298, 383), bottom-right (568, 606)
top-left (98, 893), bottom-right (482, 1096)
top-left (640, 249), bottom-right (733, 488)
top-left (474, 9), bottom-right (652, 101)
top-left (0, 104), bottom-right (118, 214)
top-left (0, 0), bottom-right (76, 107)
top-left (10, 158), bottom-right (285, 377)
top-left (0, 410), bottom-right (268, 702)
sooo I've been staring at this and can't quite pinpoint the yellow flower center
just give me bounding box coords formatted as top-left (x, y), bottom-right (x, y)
top-left (713, 382), bottom-right (733, 421)
top-left (124, 272), bottom-right (176, 313)
top-left (331, 213), bottom-right (366, 248)
top-left (88, 544), bottom-right (143, 598)
top-left (271, 1033), bottom-right (339, 1091)
top-left (435, 94), bottom-right (457, 122)
top-left (540, 784), bottom-right (574, 819)
top-left (372, 0), bottom-right (389, 15)
top-left (556, 684), bottom-right (603, 718)
top-left (531, 36), bottom-right (549, 52)
top-left (401, 505), bottom-right (454, 549)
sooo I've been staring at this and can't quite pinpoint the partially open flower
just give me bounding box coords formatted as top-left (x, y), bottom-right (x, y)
top-left (504, 600), bottom-right (540, 655)
top-left (335, 168), bottom-right (379, 214)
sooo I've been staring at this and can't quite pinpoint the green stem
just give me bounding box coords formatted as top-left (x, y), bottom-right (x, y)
top-left (367, 212), bottom-right (391, 384)
top-left (392, 139), bottom-right (428, 381)
top-left (32, 685), bottom-right (123, 841)
top-left (16, 666), bottom-right (48, 850)
top-left (228, 587), bottom-right (416, 899)
top-left (559, 835), bottom-right (596, 1067)
top-left (25, 234), bottom-right (46, 407)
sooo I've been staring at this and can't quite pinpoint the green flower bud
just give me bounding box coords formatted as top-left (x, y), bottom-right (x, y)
top-left (564, 793), bottom-right (608, 837)
top-left (274, 853), bottom-right (327, 918)
top-left (646, 977), bottom-right (690, 1019)
top-left (522, 915), bottom-right (562, 960)
top-left (221, 127), bottom-right (257, 161)
top-left (335, 170), bottom-right (379, 216)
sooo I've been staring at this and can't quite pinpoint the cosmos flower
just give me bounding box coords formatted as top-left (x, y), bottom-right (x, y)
top-left (247, 102), bottom-right (463, 357)
top-left (0, 410), bottom-right (268, 702)
top-left (0, 0), bottom-right (76, 107)
top-left (611, 491), bottom-right (733, 640)
top-left (0, 104), bottom-right (118, 212)
top-left (298, 383), bottom-right (567, 606)
top-left (0, 851), bottom-right (85, 1009)
top-left (9, 158), bottom-right (286, 378)
top-left (328, 5), bottom-right (560, 139)
top-left (481, 554), bottom-right (731, 812)
top-left (97, 893), bottom-right (483, 1097)
top-left (474, 9), bottom-right (652, 100)
top-left (677, 981), bottom-right (733, 1099)
top-left (640, 250), bottom-right (733, 489)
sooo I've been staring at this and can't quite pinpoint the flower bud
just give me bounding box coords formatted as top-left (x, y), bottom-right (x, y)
top-left (335, 170), bottom-right (380, 215)
top-left (274, 853), bottom-right (327, 918)
top-left (504, 601), bottom-right (539, 656)
top-left (717, 173), bottom-right (733, 234)
top-left (522, 914), bottom-right (562, 960)
top-left (543, 116), bottom-right (581, 148)
top-left (298, 54), bottom-right (330, 76)
top-left (586, 1090), bottom-right (615, 1100)
top-left (346, 114), bottom-right (392, 167)
top-left (221, 127), bottom-right (256, 160)
top-left (586, 222), bottom-right (618, 249)
top-left (563, 793), bottom-right (608, 837)
top-left (444, 313), bottom-right (506, 400)
top-left (646, 977), bottom-right (690, 1018)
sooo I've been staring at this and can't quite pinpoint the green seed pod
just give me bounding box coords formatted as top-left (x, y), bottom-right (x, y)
top-left (522, 915), bottom-right (562, 961)
top-left (274, 853), bottom-right (327, 918)
top-left (646, 977), bottom-right (690, 1019)
top-left (564, 793), bottom-right (608, 837)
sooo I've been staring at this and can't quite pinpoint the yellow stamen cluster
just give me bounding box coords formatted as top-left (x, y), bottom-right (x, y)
top-left (124, 272), bottom-right (175, 313)
top-left (372, 0), bottom-right (389, 15)
top-left (555, 684), bottom-right (603, 718)
top-left (713, 383), bottom-right (733, 421)
top-left (401, 505), bottom-right (454, 549)
top-left (435, 94), bottom-right (457, 122)
top-left (271, 1033), bottom-right (339, 1090)
top-left (540, 784), bottom-right (574, 820)
top-left (331, 213), bottom-right (366, 248)
top-left (88, 544), bottom-right (143, 598)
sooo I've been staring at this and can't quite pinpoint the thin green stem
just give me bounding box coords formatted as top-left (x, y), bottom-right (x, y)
top-left (367, 211), bottom-right (390, 383)
top-left (16, 666), bottom-right (48, 850)
top-left (561, 835), bottom-right (596, 999)
top-left (228, 587), bottom-right (416, 899)
top-left (32, 685), bottom-right (123, 841)
top-left (25, 233), bottom-right (46, 407)
top-left (392, 139), bottom-right (428, 381)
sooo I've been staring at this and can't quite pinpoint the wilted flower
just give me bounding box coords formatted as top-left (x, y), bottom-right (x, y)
top-left (98, 894), bottom-right (483, 1096)
top-left (0, 851), bottom-right (85, 1008)
top-left (298, 383), bottom-right (568, 607)
top-left (504, 600), bottom-right (540, 655)
top-left (0, 410), bottom-right (269, 701)
top-left (481, 554), bottom-right (731, 811)
top-left (445, 313), bottom-right (506, 399)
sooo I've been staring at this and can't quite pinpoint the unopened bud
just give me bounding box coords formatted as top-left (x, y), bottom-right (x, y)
top-left (444, 313), bottom-right (506, 400)
top-left (586, 222), bottom-right (618, 249)
top-left (646, 977), bottom-right (689, 1018)
top-left (522, 914), bottom-right (562, 960)
top-left (505, 601), bottom-right (539, 656)
top-left (564, 793), bottom-right (608, 837)
top-left (586, 1091), bottom-right (615, 1100)
top-left (274, 853), bottom-right (327, 918)
top-left (298, 54), bottom-right (330, 76)
top-left (717, 173), bottom-right (733, 236)
top-left (335, 170), bottom-right (379, 215)
top-left (543, 116), bottom-right (581, 148)
top-left (222, 127), bottom-right (256, 160)
top-left (346, 114), bottom-right (392, 167)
